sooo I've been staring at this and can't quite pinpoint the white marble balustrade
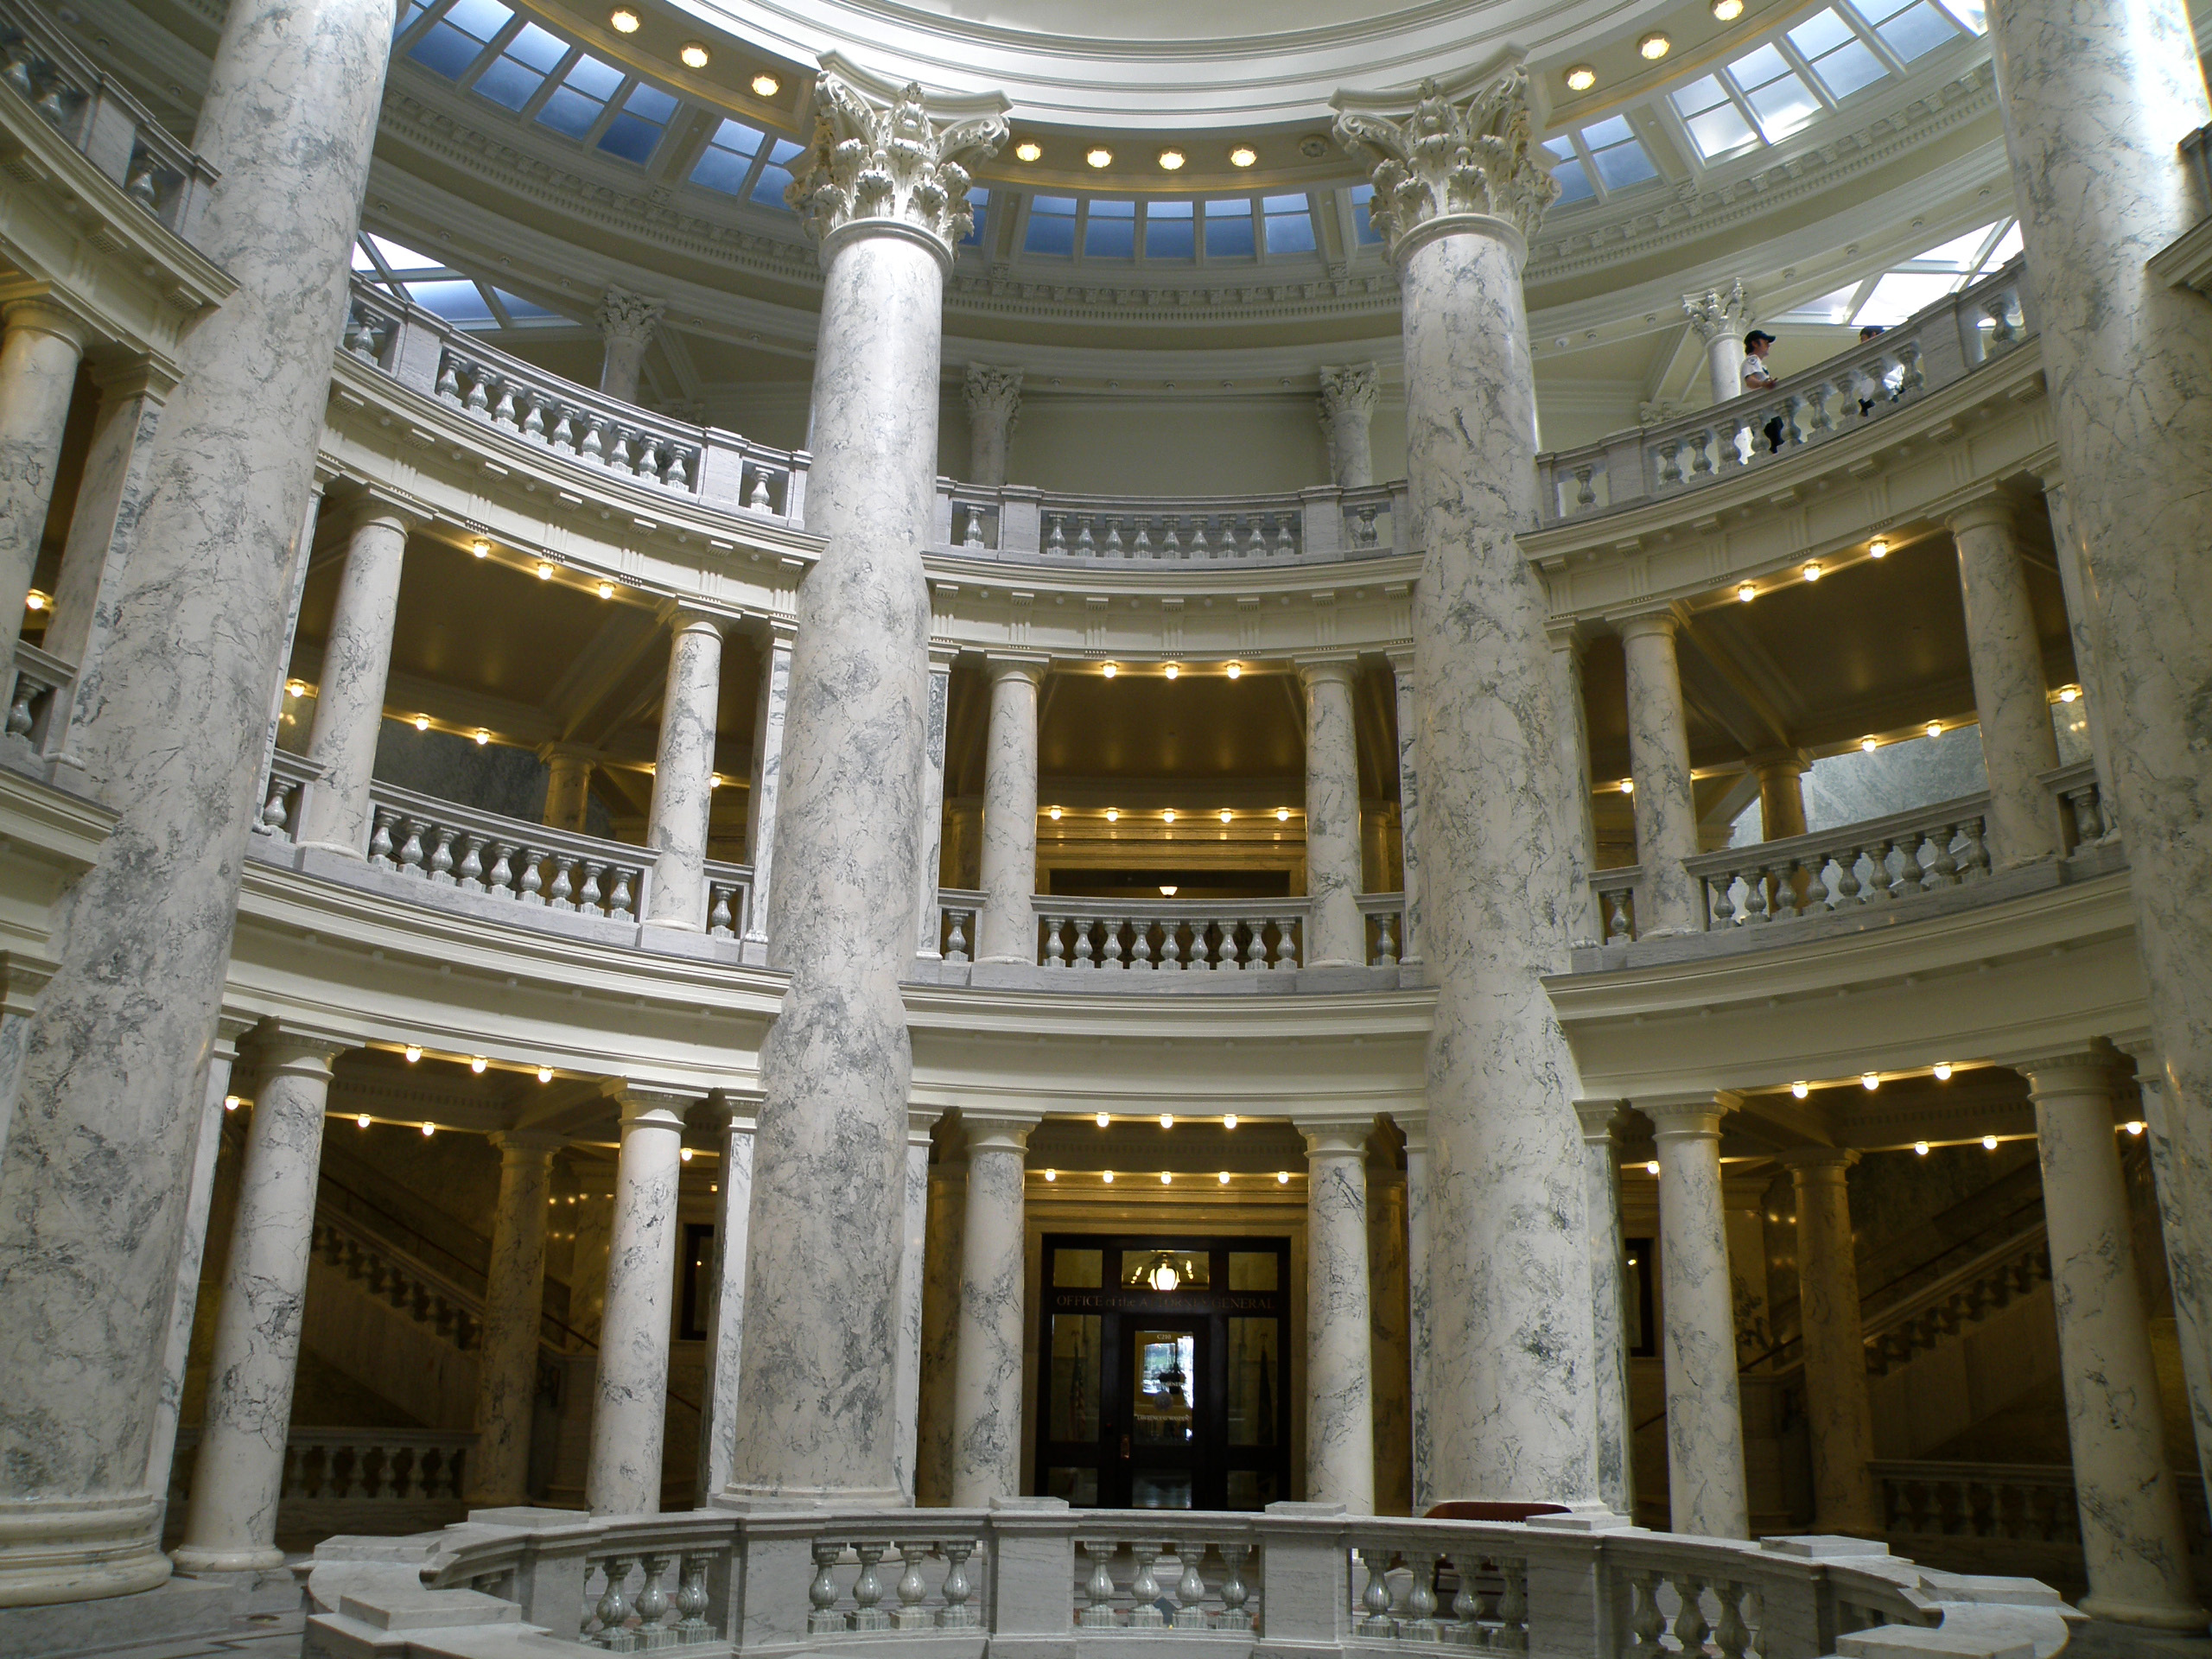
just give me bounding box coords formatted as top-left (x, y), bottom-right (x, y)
top-left (933, 480), bottom-right (1411, 566)
top-left (1536, 257), bottom-right (2031, 525)
top-left (1033, 899), bottom-right (1307, 971)
top-left (1355, 893), bottom-right (1408, 969)
top-left (1592, 866), bottom-right (1643, 944)
top-left (0, 639), bottom-right (74, 764)
top-left (800, 1530), bottom-right (989, 1636)
top-left (0, 0), bottom-right (217, 243)
top-left (312, 1211), bottom-right (485, 1354)
top-left (1073, 1530), bottom-right (1258, 1632)
top-left (2041, 758), bottom-right (2111, 853)
top-left (168, 1427), bottom-right (474, 1512)
top-left (582, 1548), bottom-right (723, 1651)
top-left (1689, 794), bottom-right (1995, 928)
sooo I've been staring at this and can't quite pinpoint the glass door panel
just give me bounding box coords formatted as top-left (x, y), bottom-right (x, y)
top-left (1128, 1323), bottom-right (1202, 1509)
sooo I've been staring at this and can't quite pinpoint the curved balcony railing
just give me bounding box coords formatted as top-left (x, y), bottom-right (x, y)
top-left (1535, 257), bottom-right (2033, 526)
top-left (931, 480), bottom-right (1412, 567)
top-left (308, 1503), bottom-right (2077, 1657)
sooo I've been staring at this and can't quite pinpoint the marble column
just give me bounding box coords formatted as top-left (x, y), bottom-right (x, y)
top-left (976, 655), bottom-right (1045, 964)
top-left (1335, 70), bottom-right (1597, 1508)
top-left (643, 612), bottom-right (725, 931)
top-left (914, 1147), bottom-right (966, 1507)
top-left (1618, 609), bottom-right (1702, 935)
top-left (0, 297), bottom-right (90, 645)
top-left (1948, 498), bottom-right (2061, 865)
top-left (540, 747), bottom-right (593, 832)
top-left (1318, 363), bottom-right (1378, 488)
top-left (596, 289), bottom-right (663, 405)
top-left (2040, 482), bottom-right (2121, 834)
top-left (893, 1109), bottom-right (936, 1503)
top-left (2019, 1053), bottom-right (2202, 1627)
top-left (950, 1115), bottom-right (1028, 1506)
top-left (1781, 1148), bottom-right (1878, 1535)
top-left (294, 499), bottom-right (412, 856)
top-left (1304, 1120), bottom-right (1376, 1513)
top-left (1983, 16), bottom-right (2212, 1249)
top-left (145, 1020), bottom-right (248, 1525)
top-left (1645, 1093), bottom-right (1748, 1539)
top-left (1571, 1102), bottom-right (1636, 1520)
top-left (585, 1090), bottom-right (688, 1516)
top-left (172, 1030), bottom-right (344, 1573)
top-left (1384, 649), bottom-right (1424, 969)
top-left (250, 481), bottom-right (327, 816)
top-left (913, 645), bottom-right (954, 959)
top-left (2124, 1038), bottom-right (2212, 1506)
top-left (1299, 657), bottom-right (1364, 968)
top-left (1399, 1112), bottom-right (1433, 1511)
top-left (728, 71), bottom-right (1006, 1508)
top-left (963, 364), bottom-right (1021, 488)
top-left (741, 622), bottom-right (792, 964)
top-left (467, 1130), bottom-right (561, 1509)
top-left (1683, 280), bottom-right (1750, 407)
top-left (695, 1093), bottom-right (757, 1498)
top-left (1547, 626), bottom-right (1602, 948)
top-left (1751, 751), bottom-right (1810, 841)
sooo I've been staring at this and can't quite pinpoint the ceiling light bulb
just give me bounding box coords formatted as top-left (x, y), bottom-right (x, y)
top-left (1160, 1113), bottom-right (1174, 1128)
top-left (1620, 778), bottom-right (1635, 795)
top-left (1159, 884), bottom-right (1179, 897)
top-left (597, 581), bottom-right (614, 599)
top-left (537, 1065), bottom-right (553, 1083)
top-left (1738, 582), bottom-right (1756, 602)
top-left (1102, 662), bottom-right (1118, 678)
top-left (1162, 810), bottom-right (1176, 823)
top-left (1105, 808), bottom-right (1119, 823)
top-left (1044, 1168), bottom-right (1057, 1181)
top-left (358, 1113), bottom-right (372, 1128)
top-left (1927, 721), bottom-right (1943, 738)
top-left (472, 538), bottom-right (490, 557)
top-left (1862, 1071), bottom-right (1880, 1090)
top-left (751, 73), bottom-right (780, 98)
top-left (1861, 737), bottom-right (1878, 753)
top-left (404, 1045), bottom-right (423, 1063)
top-left (1103, 1169), bottom-right (1115, 1184)
top-left (1639, 32), bottom-right (1672, 59)
top-left (1566, 65), bottom-right (1597, 92)
top-left (608, 7), bottom-right (639, 31)
top-left (1160, 1171), bottom-right (1173, 1185)
top-left (1165, 664), bottom-right (1179, 680)
top-left (470, 1056), bottom-right (487, 1074)
top-left (1983, 1135), bottom-right (1999, 1150)
top-left (1934, 1062), bottom-right (1953, 1081)
top-left (679, 41), bottom-right (709, 67)
top-left (475, 729), bottom-right (491, 746)
top-left (681, 1147), bottom-right (694, 1161)
top-left (285, 679), bottom-right (307, 697)
top-left (2059, 684), bottom-right (2081, 702)
top-left (223, 1095), bottom-right (240, 1111)
top-left (1157, 149), bottom-right (1185, 172)
top-left (1803, 561), bottom-right (1822, 582)
top-left (1790, 1080), bottom-right (1809, 1099)
top-left (413, 714), bottom-right (429, 732)
top-left (1085, 147), bottom-right (1113, 169)
top-left (1226, 662), bottom-right (1243, 679)
top-left (2126, 1120), bottom-right (2145, 1135)
top-left (537, 562), bottom-right (554, 580)
top-left (1275, 807), bottom-right (1290, 822)
top-left (1219, 809), bottom-right (1233, 823)
top-left (1048, 805), bottom-right (1063, 820)
top-left (1218, 1170), bottom-right (1231, 1184)
top-left (1869, 537), bottom-right (1890, 558)
top-left (1647, 1160), bottom-right (1662, 1175)
top-left (1915, 1140), bottom-right (1930, 1155)
top-left (1224, 1114), bottom-right (1237, 1129)
top-left (423, 1120), bottom-right (437, 1135)
top-left (1014, 140), bottom-right (1042, 162)
top-left (1228, 146), bottom-right (1257, 168)
top-left (1096, 1111), bottom-right (1110, 1128)
top-left (1711, 0), bottom-right (1745, 18)
top-left (1276, 1170), bottom-right (1290, 1184)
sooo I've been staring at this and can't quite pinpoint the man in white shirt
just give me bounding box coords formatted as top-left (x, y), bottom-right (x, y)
top-left (1742, 329), bottom-right (1786, 452)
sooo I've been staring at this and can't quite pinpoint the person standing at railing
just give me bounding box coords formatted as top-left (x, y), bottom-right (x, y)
top-left (1741, 330), bottom-right (1786, 452)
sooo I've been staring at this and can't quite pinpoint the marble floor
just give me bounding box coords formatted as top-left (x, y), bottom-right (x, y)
top-left (66, 1613), bottom-right (302, 1659)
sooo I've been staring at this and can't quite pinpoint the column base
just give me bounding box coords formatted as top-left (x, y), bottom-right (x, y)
top-left (2076, 1592), bottom-right (2209, 1631)
top-left (0, 1495), bottom-right (170, 1608)
top-left (168, 1544), bottom-right (285, 1575)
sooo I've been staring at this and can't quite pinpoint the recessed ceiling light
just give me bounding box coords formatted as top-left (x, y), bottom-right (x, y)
top-left (1861, 736), bottom-right (1879, 753)
top-left (1738, 581), bottom-right (1756, 602)
top-left (1228, 145), bottom-right (1257, 168)
top-left (1218, 809), bottom-right (1232, 823)
top-left (1085, 147), bottom-right (1114, 169)
top-left (1711, 0), bottom-right (1745, 17)
top-left (1869, 537), bottom-right (1889, 557)
top-left (1802, 560), bottom-right (1822, 582)
top-left (608, 7), bottom-right (639, 31)
top-left (1566, 65), bottom-right (1597, 92)
top-left (679, 41), bottom-right (709, 67)
top-left (1157, 148), bottom-right (1185, 172)
top-left (1014, 139), bottom-right (1042, 162)
top-left (1639, 31), bottom-right (1672, 59)
top-left (751, 72), bottom-right (780, 98)
top-left (1274, 807), bottom-right (1290, 822)
top-left (1101, 662), bottom-right (1117, 677)
top-left (1105, 808), bottom-right (1119, 822)
top-left (1164, 664), bottom-right (1179, 679)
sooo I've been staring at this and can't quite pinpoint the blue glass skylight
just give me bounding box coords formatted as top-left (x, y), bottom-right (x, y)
top-left (1146, 200), bottom-right (1195, 259)
top-left (1205, 200), bottom-right (1255, 259)
top-left (1085, 197), bottom-right (1136, 259)
top-left (1026, 195), bottom-right (1077, 257)
top-left (471, 20), bottom-right (567, 111)
top-left (1263, 194), bottom-right (1317, 254)
top-left (407, 0), bottom-right (511, 78)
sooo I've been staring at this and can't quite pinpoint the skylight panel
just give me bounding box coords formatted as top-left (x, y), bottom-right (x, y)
top-left (1145, 200), bottom-right (1195, 259)
top-left (1981, 221), bottom-right (2023, 269)
top-left (1580, 116), bottom-right (1659, 191)
top-left (1204, 200), bottom-right (1256, 260)
top-left (1671, 74), bottom-right (1759, 160)
top-left (1086, 197), bottom-right (1136, 259)
top-left (350, 239), bottom-right (378, 272)
top-left (407, 0), bottom-right (512, 79)
top-left (368, 234), bottom-right (442, 275)
top-left (471, 21), bottom-right (569, 111)
top-left (747, 139), bottom-right (804, 210)
top-left (1789, 9), bottom-right (1890, 100)
top-left (1849, 0), bottom-right (1963, 60)
top-left (1853, 270), bottom-right (1963, 324)
top-left (405, 278), bottom-right (496, 325)
top-left (963, 188), bottom-right (988, 248)
top-left (1026, 195), bottom-right (1077, 257)
top-left (1728, 42), bottom-right (1823, 142)
top-left (1909, 219), bottom-right (2000, 269)
top-left (491, 289), bottom-right (561, 321)
top-left (690, 118), bottom-right (764, 194)
top-left (535, 55), bottom-right (622, 138)
top-left (1934, 0), bottom-right (1986, 30)
top-left (1775, 281), bottom-right (1862, 324)
top-left (1541, 137), bottom-right (1594, 205)
top-left (1263, 194), bottom-right (1318, 254)
top-left (1346, 184), bottom-right (1384, 246)
top-left (599, 81), bottom-right (677, 164)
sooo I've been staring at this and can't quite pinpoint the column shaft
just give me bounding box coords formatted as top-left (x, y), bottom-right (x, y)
top-left (2131, 1046), bottom-right (2212, 1507)
top-left (1754, 756), bottom-right (1809, 841)
top-left (585, 1094), bottom-right (686, 1515)
top-left (950, 1118), bottom-right (1027, 1505)
top-left (643, 613), bottom-right (724, 929)
top-left (42, 365), bottom-right (162, 673)
top-left (174, 1035), bottom-right (340, 1572)
top-left (1300, 659), bottom-right (1364, 968)
top-left (1386, 651), bottom-right (1423, 967)
top-left (695, 1100), bottom-right (755, 1497)
top-left (2042, 484), bottom-right (2120, 829)
top-left (1784, 1151), bottom-right (1878, 1534)
top-left (914, 1154), bottom-right (965, 1507)
top-left (893, 1113), bottom-right (933, 1503)
top-left (468, 1132), bottom-right (557, 1508)
top-left (2024, 1056), bottom-right (2202, 1627)
top-left (1547, 630), bottom-right (1601, 947)
top-left (1318, 364), bottom-right (1378, 488)
top-left (1950, 501), bottom-right (2060, 863)
top-left (741, 624), bottom-right (791, 962)
top-left (295, 505), bottom-right (410, 855)
top-left (1304, 1122), bottom-right (1376, 1513)
top-left (976, 659), bottom-right (1043, 963)
top-left (0, 300), bottom-right (88, 644)
top-left (913, 649), bottom-right (953, 958)
top-left (1649, 1096), bottom-right (1748, 1539)
top-left (1573, 1103), bottom-right (1636, 1519)
top-left (596, 290), bottom-right (662, 404)
top-left (732, 69), bottom-right (1006, 1503)
top-left (542, 750), bottom-right (592, 831)
top-left (1401, 1118), bottom-right (1432, 1511)
top-left (1619, 613), bottom-right (1702, 933)
top-left (963, 365), bottom-right (1021, 488)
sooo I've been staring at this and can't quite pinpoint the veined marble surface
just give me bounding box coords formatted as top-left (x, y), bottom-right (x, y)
top-left (643, 613), bottom-right (725, 930)
top-left (744, 627), bottom-right (791, 958)
top-left (950, 1117), bottom-right (1027, 1505)
top-left (585, 1093), bottom-right (685, 1515)
top-left (696, 1104), bottom-right (754, 1498)
top-left (1783, 1149), bottom-right (1878, 1535)
top-left (1300, 660), bottom-right (1364, 969)
top-left (0, 0), bottom-right (393, 1603)
top-left (963, 365), bottom-right (1021, 490)
top-left (893, 1114), bottom-right (931, 1504)
top-left (1948, 500), bottom-right (2061, 865)
top-left (468, 1133), bottom-right (557, 1510)
top-left (1303, 1122), bottom-right (1376, 1514)
top-left (1618, 613), bottom-right (1701, 936)
top-left (2131, 1045), bottom-right (2212, 1511)
top-left (296, 505), bottom-right (410, 855)
top-left (1548, 633), bottom-right (1601, 948)
top-left (144, 1045), bottom-right (236, 1534)
top-left (1572, 1103), bottom-right (1634, 1519)
top-left (1649, 1096), bottom-right (1748, 1540)
top-left (1318, 364), bottom-right (1378, 490)
top-left (1386, 652), bottom-right (1423, 968)
top-left (1401, 1119), bottom-right (1433, 1510)
top-left (1986, 0), bottom-right (2212, 1474)
top-left (912, 652), bottom-right (951, 958)
top-left (0, 302), bottom-right (86, 644)
top-left (976, 659), bottom-right (1043, 965)
top-left (914, 1154), bottom-right (965, 1507)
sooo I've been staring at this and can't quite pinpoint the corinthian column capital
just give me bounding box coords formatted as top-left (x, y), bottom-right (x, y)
top-left (965, 362), bottom-right (1024, 429)
top-left (1331, 59), bottom-right (1558, 262)
top-left (1317, 362), bottom-right (1378, 422)
top-left (597, 287), bottom-right (664, 348)
top-left (1682, 278), bottom-right (1751, 342)
top-left (787, 55), bottom-right (1009, 261)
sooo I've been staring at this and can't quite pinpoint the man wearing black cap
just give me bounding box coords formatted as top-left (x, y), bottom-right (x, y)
top-left (1741, 329), bottom-right (1786, 452)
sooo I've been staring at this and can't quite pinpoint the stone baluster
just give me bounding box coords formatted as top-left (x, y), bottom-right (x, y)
top-left (728, 68), bottom-right (1007, 1510)
top-left (466, 1130), bottom-right (561, 1508)
top-left (1644, 1092), bottom-right (1750, 1538)
top-left (643, 611), bottom-right (727, 931)
top-left (585, 1089), bottom-right (690, 1514)
top-left (977, 656), bottom-right (1046, 963)
top-left (1128, 1545), bottom-right (1166, 1628)
top-left (1078, 1541), bottom-right (1117, 1627)
top-left (1948, 498), bottom-right (2063, 864)
top-left (294, 499), bottom-right (416, 855)
top-left (1303, 1120), bottom-right (1376, 1512)
top-left (1572, 1101), bottom-right (1637, 1519)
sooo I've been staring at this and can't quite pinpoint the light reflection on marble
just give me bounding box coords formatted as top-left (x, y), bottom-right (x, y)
top-left (744, 626), bottom-right (791, 961)
top-left (912, 651), bottom-right (952, 957)
top-left (1386, 652), bottom-right (1424, 969)
top-left (1303, 1122), bottom-right (1376, 1514)
top-left (893, 1113), bottom-right (932, 1503)
top-left (950, 1117), bottom-right (1027, 1505)
top-left (643, 613), bottom-right (725, 930)
top-left (1299, 660), bottom-right (1363, 968)
top-left (2127, 1043), bottom-right (2212, 1513)
top-left (1947, 499), bottom-right (2060, 865)
top-left (1547, 631), bottom-right (1601, 948)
